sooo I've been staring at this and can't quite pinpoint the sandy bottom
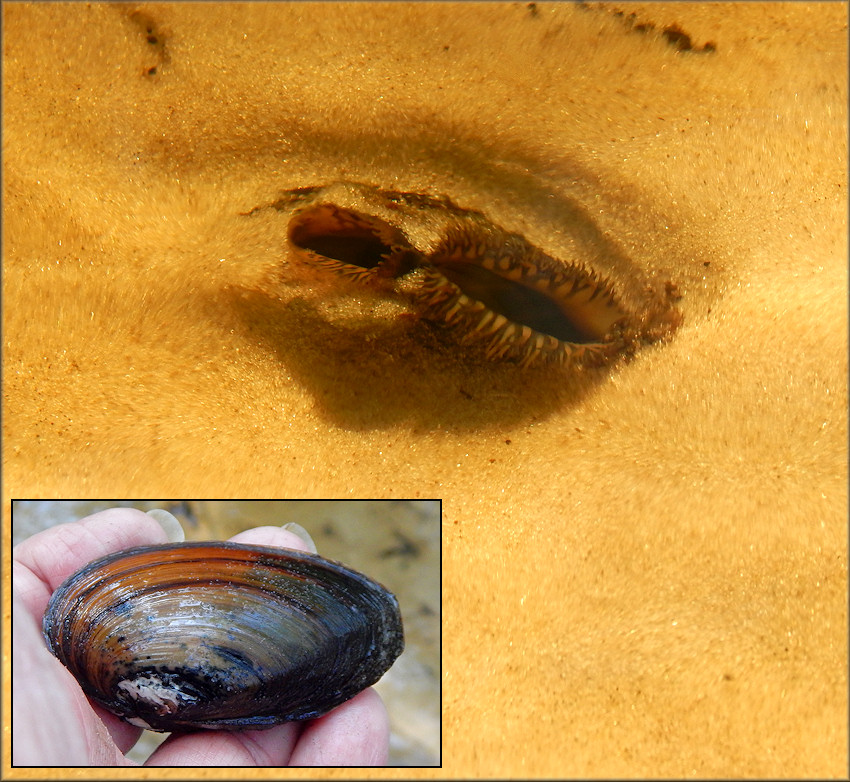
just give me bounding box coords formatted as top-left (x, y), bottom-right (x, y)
top-left (4, 2), bottom-right (847, 776)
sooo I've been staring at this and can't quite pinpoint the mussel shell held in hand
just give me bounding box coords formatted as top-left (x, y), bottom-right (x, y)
top-left (42, 542), bottom-right (404, 732)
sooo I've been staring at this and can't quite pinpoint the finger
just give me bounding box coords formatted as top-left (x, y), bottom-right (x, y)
top-left (288, 688), bottom-right (390, 767)
top-left (227, 525), bottom-right (314, 553)
top-left (13, 589), bottom-right (89, 765)
top-left (144, 723), bottom-right (302, 767)
top-left (12, 590), bottom-right (135, 766)
top-left (13, 508), bottom-right (173, 756)
top-left (92, 703), bottom-right (145, 757)
top-left (13, 508), bottom-right (172, 620)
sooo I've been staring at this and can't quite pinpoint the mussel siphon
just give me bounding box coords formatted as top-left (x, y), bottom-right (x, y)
top-left (42, 542), bottom-right (404, 732)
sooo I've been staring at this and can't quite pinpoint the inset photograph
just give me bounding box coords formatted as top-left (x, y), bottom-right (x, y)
top-left (11, 499), bottom-right (440, 768)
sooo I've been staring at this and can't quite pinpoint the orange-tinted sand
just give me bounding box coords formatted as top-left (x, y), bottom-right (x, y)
top-left (4, 3), bottom-right (847, 776)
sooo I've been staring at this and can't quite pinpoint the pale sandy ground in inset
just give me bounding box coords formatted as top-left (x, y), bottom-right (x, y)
top-left (3, 2), bottom-right (847, 777)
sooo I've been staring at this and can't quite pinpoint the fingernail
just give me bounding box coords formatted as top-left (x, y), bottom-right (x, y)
top-left (281, 522), bottom-right (317, 554)
top-left (147, 509), bottom-right (186, 543)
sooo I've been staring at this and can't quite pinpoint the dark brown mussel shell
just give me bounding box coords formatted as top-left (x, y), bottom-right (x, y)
top-left (42, 542), bottom-right (404, 732)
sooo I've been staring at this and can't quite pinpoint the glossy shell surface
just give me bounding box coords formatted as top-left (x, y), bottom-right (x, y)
top-left (42, 542), bottom-right (404, 732)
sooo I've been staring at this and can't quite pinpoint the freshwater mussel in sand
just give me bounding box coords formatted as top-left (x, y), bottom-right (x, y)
top-left (267, 182), bottom-right (682, 367)
top-left (42, 542), bottom-right (404, 732)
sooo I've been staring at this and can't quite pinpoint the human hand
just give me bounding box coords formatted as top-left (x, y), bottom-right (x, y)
top-left (12, 508), bottom-right (390, 766)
